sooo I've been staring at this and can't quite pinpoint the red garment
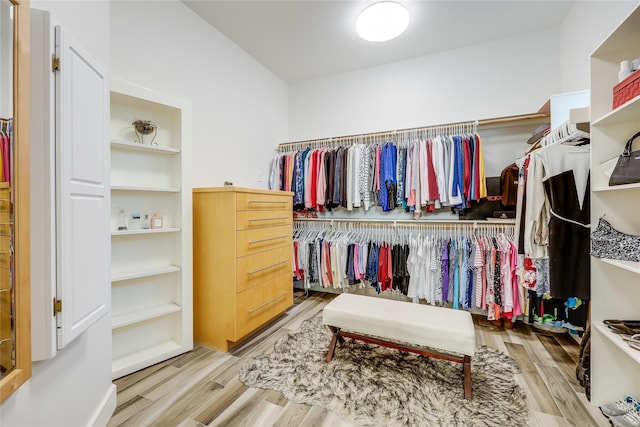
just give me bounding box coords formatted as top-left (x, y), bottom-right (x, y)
top-left (426, 140), bottom-right (439, 201)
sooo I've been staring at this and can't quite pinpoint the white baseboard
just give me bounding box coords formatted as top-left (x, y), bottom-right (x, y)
top-left (88, 383), bottom-right (117, 427)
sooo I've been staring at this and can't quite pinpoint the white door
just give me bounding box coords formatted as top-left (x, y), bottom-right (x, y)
top-left (55, 26), bottom-right (110, 348)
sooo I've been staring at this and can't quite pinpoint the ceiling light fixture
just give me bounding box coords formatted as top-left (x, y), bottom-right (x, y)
top-left (356, 1), bottom-right (410, 42)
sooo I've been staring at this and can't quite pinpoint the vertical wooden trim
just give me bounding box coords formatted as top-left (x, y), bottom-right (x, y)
top-left (0, 0), bottom-right (31, 404)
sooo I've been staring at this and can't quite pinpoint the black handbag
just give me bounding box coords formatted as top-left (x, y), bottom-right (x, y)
top-left (609, 131), bottom-right (640, 186)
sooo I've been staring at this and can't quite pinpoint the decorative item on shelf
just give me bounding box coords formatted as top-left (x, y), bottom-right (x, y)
top-left (142, 214), bottom-right (150, 230)
top-left (151, 212), bottom-right (163, 229)
top-left (117, 208), bottom-right (127, 231)
top-left (132, 119), bottom-right (158, 145)
top-left (613, 68), bottom-right (640, 109)
top-left (608, 131), bottom-right (640, 186)
top-left (129, 213), bottom-right (141, 230)
top-left (591, 217), bottom-right (640, 262)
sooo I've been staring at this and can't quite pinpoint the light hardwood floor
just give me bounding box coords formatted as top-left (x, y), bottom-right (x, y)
top-left (108, 291), bottom-right (607, 427)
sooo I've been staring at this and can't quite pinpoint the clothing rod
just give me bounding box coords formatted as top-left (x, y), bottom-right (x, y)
top-left (277, 111), bottom-right (549, 151)
top-left (293, 218), bottom-right (515, 227)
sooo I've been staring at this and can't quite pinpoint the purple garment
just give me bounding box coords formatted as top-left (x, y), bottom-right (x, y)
top-left (441, 240), bottom-right (449, 302)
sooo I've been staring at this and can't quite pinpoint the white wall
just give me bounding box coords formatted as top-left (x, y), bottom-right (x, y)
top-left (288, 28), bottom-right (560, 142)
top-left (109, 1), bottom-right (288, 189)
top-left (559, 0), bottom-right (640, 93)
top-left (1, 3), bottom-right (115, 427)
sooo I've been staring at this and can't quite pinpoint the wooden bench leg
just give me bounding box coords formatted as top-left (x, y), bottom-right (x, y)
top-left (463, 355), bottom-right (472, 400)
top-left (326, 326), bottom-right (341, 363)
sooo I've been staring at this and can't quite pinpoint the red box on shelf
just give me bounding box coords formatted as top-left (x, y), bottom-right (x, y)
top-left (613, 69), bottom-right (640, 109)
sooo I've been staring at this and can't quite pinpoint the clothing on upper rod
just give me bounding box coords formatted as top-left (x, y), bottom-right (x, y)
top-left (292, 220), bottom-right (523, 322)
top-left (270, 130), bottom-right (488, 218)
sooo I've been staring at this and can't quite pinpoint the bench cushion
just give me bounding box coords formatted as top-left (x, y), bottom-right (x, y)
top-left (322, 294), bottom-right (476, 356)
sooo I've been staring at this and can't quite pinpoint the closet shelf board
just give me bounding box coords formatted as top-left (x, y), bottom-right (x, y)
top-left (112, 340), bottom-right (183, 379)
top-left (111, 228), bottom-right (181, 236)
top-left (110, 140), bottom-right (181, 155)
top-left (592, 94), bottom-right (640, 126)
top-left (111, 265), bottom-right (181, 282)
top-left (112, 303), bottom-right (181, 329)
top-left (592, 182), bottom-right (640, 193)
top-left (599, 258), bottom-right (640, 275)
top-left (594, 322), bottom-right (640, 365)
top-left (111, 185), bottom-right (181, 193)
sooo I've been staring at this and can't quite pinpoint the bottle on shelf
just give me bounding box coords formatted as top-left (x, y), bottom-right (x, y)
top-left (142, 214), bottom-right (150, 230)
top-left (117, 208), bottom-right (127, 231)
top-left (151, 213), bottom-right (163, 229)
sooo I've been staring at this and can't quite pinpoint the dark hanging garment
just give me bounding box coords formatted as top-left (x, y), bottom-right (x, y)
top-left (544, 170), bottom-right (590, 300)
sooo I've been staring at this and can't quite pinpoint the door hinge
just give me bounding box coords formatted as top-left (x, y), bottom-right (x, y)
top-left (53, 298), bottom-right (62, 315)
top-left (52, 55), bottom-right (60, 72)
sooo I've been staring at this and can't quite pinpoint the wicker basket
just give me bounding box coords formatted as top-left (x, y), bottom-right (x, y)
top-left (613, 69), bottom-right (640, 109)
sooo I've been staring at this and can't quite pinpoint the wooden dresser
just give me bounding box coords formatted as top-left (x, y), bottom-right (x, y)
top-left (193, 186), bottom-right (293, 351)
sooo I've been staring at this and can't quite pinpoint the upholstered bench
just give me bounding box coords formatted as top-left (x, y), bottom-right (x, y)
top-left (322, 293), bottom-right (476, 400)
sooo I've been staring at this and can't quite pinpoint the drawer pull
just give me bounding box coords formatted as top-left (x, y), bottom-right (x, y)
top-left (248, 216), bottom-right (289, 222)
top-left (248, 291), bottom-right (288, 314)
top-left (248, 235), bottom-right (288, 244)
top-left (248, 200), bottom-right (287, 204)
top-left (248, 259), bottom-right (288, 275)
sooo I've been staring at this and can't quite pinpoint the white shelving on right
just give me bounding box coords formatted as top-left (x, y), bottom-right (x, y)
top-left (589, 5), bottom-right (640, 406)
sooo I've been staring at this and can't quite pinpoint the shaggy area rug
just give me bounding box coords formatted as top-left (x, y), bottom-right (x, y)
top-left (239, 317), bottom-right (527, 426)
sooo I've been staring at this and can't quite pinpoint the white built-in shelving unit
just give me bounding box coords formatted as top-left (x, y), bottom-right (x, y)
top-left (589, 5), bottom-right (640, 406)
top-left (109, 77), bottom-right (193, 379)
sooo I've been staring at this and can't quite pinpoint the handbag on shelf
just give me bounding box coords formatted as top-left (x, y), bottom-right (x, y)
top-left (609, 131), bottom-right (640, 186)
top-left (591, 217), bottom-right (640, 262)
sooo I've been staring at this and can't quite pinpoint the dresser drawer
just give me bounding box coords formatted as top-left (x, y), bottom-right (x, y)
top-left (234, 274), bottom-right (292, 340)
top-left (236, 192), bottom-right (291, 211)
top-left (236, 245), bottom-right (292, 293)
top-left (237, 225), bottom-right (291, 257)
top-left (236, 209), bottom-right (292, 230)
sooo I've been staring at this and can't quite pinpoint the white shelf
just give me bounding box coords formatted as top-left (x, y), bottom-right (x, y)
top-left (593, 182), bottom-right (640, 192)
top-left (112, 340), bottom-right (183, 379)
top-left (594, 322), bottom-right (640, 365)
top-left (592, 94), bottom-right (640, 126)
top-left (111, 265), bottom-right (181, 282)
top-left (110, 140), bottom-right (180, 155)
top-left (111, 227), bottom-right (180, 236)
top-left (589, 5), bottom-right (640, 406)
top-left (112, 302), bottom-right (181, 329)
top-left (111, 185), bottom-right (181, 193)
top-left (599, 258), bottom-right (640, 275)
top-left (109, 76), bottom-right (193, 380)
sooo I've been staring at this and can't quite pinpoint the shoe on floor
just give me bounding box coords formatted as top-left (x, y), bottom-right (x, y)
top-left (601, 396), bottom-right (639, 418)
top-left (609, 409), bottom-right (640, 427)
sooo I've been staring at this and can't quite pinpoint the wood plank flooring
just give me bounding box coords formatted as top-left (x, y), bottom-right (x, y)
top-left (108, 291), bottom-right (607, 427)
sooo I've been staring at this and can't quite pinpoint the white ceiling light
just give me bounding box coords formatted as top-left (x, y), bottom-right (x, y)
top-left (356, 1), bottom-right (410, 42)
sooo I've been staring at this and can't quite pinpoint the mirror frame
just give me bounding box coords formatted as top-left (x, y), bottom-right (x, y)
top-left (0, 0), bottom-right (30, 404)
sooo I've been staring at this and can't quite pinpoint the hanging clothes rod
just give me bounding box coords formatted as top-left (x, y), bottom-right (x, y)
top-left (278, 120), bottom-right (478, 152)
top-left (278, 111), bottom-right (550, 152)
top-left (293, 217), bottom-right (515, 228)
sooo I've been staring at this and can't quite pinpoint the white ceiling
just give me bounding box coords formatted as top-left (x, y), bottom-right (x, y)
top-left (182, 1), bottom-right (575, 83)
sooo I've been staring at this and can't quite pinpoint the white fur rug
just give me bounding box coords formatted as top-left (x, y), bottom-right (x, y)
top-left (239, 316), bottom-right (528, 426)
